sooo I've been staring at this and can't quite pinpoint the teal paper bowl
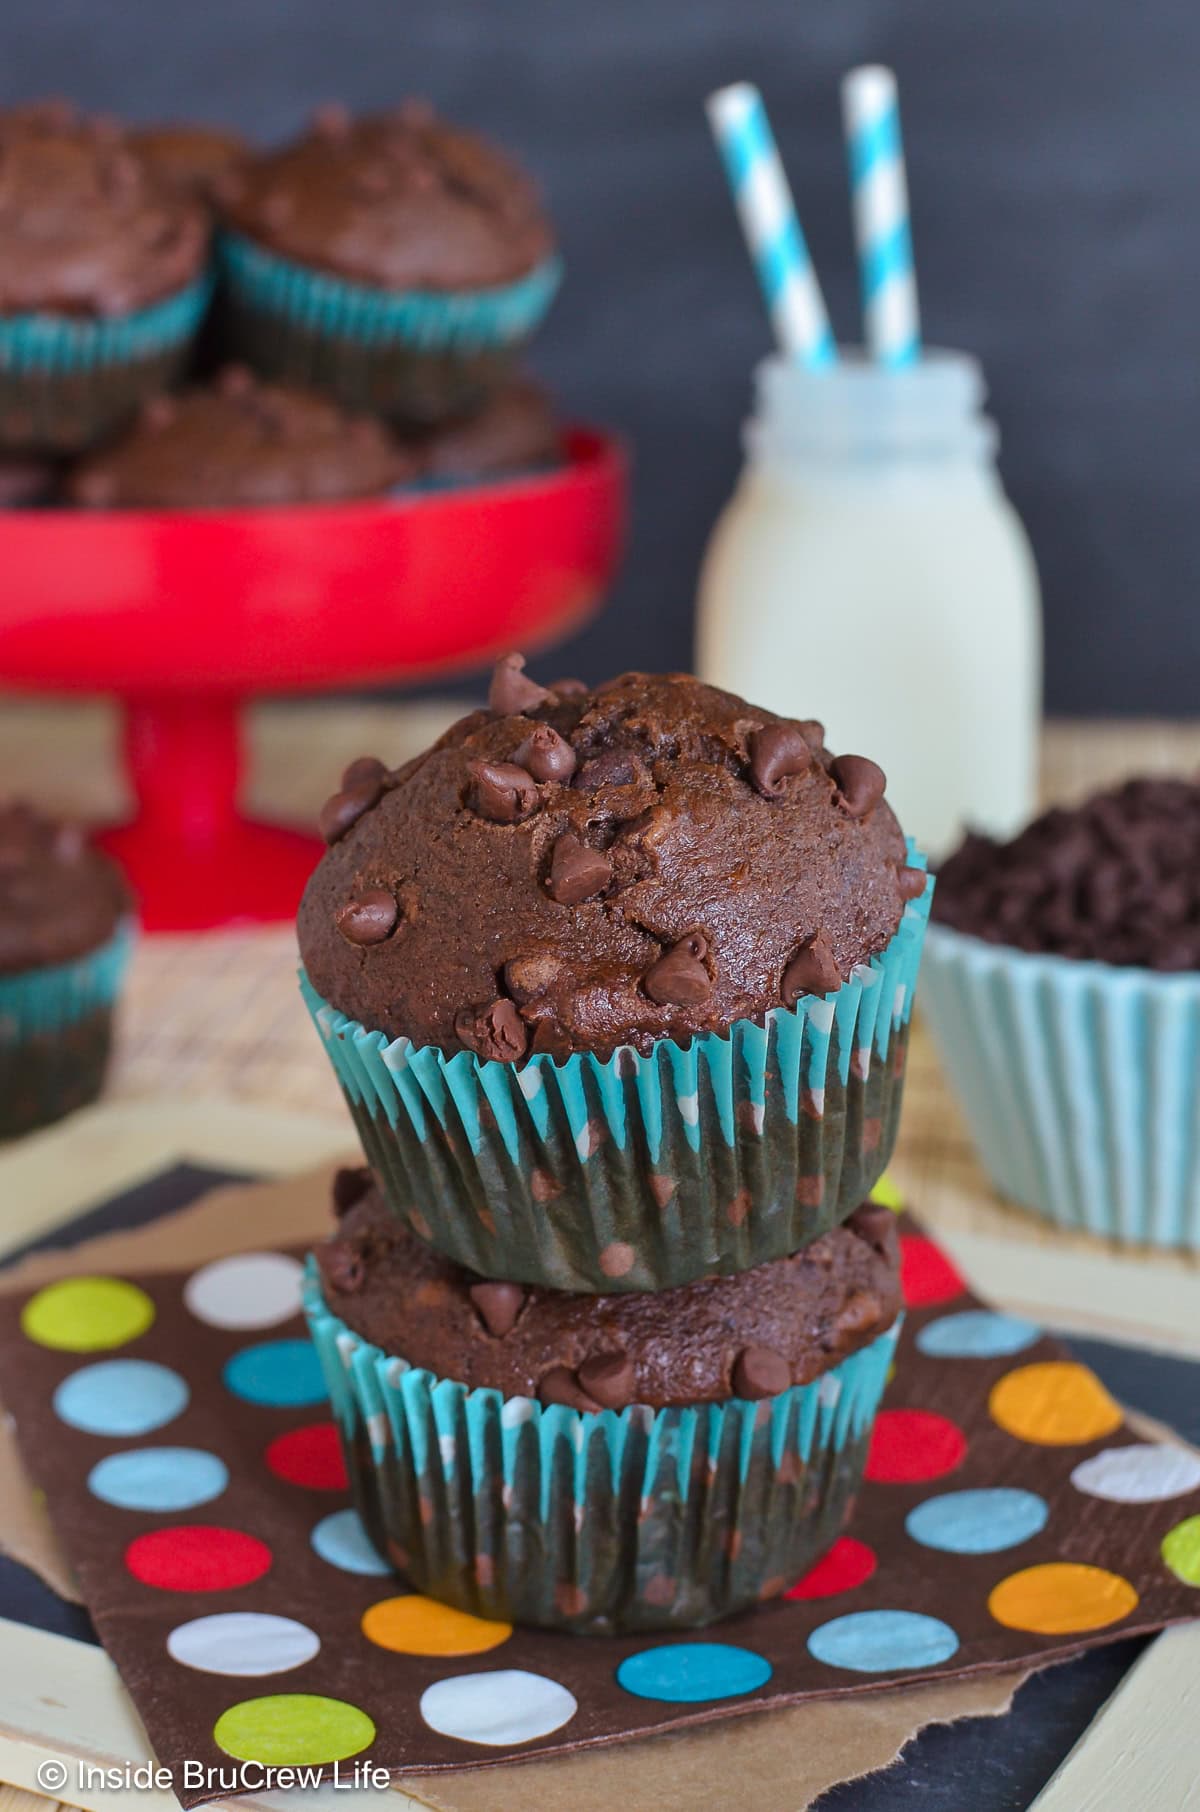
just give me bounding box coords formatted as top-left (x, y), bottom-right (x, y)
top-left (920, 922), bottom-right (1200, 1247)
top-left (300, 858), bottom-right (931, 1294)
top-left (0, 273), bottom-right (214, 453)
top-left (0, 920), bottom-right (135, 1138)
top-left (304, 1263), bottom-right (899, 1634)
top-left (218, 231), bottom-right (563, 427)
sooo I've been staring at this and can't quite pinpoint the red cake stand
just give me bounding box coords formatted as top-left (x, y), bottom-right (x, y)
top-left (0, 428), bottom-right (626, 930)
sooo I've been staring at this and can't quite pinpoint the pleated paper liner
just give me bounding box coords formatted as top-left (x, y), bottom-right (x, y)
top-left (301, 859), bottom-right (932, 1293)
top-left (0, 918), bottom-right (135, 1138)
top-left (306, 1265), bottom-right (899, 1634)
top-left (921, 923), bottom-right (1200, 1248)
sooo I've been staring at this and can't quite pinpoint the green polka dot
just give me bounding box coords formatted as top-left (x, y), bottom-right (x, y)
top-left (869, 1173), bottom-right (904, 1212)
top-left (1162, 1516), bottom-right (1200, 1585)
top-left (214, 1694), bottom-right (375, 1766)
top-left (22, 1277), bottom-right (155, 1353)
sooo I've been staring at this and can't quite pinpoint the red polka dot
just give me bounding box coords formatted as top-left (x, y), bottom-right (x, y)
top-left (266, 1422), bottom-right (348, 1491)
top-left (866, 1408), bottom-right (968, 1483)
top-left (900, 1234), bottom-right (967, 1307)
top-left (786, 1536), bottom-right (877, 1601)
top-left (125, 1526), bottom-right (271, 1592)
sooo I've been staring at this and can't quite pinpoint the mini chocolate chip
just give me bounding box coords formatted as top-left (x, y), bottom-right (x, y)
top-left (732, 1346), bottom-right (792, 1400)
top-left (341, 754), bottom-right (388, 792)
top-left (324, 1244), bottom-right (365, 1294)
top-left (514, 724), bottom-right (577, 784)
top-left (331, 1165), bottom-right (372, 1216)
top-left (643, 933), bottom-right (713, 1006)
top-left (469, 761), bottom-right (539, 824)
top-left (546, 833), bottom-right (613, 905)
top-left (550, 676), bottom-right (588, 697)
top-left (319, 776), bottom-right (383, 844)
top-left (577, 1351), bottom-right (636, 1410)
top-left (832, 754), bottom-right (887, 818)
top-left (748, 723), bottom-right (812, 797)
top-left (469, 1280), bottom-right (526, 1338)
top-left (538, 1366), bottom-right (602, 1413)
top-left (846, 1200), bottom-right (901, 1267)
top-left (781, 930), bottom-right (842, 1005)
top-left (488, 651), bottom-right (551, 716)
top-left (455, 997), bottom-right (528, 1063)
top-left (897, 864), bottom-right (927, 902)
top-left (336, 888), bottom-right (398, 946)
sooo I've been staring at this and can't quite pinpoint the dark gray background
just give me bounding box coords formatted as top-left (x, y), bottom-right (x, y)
top-left (5, 0), bottom-right (1198, 713)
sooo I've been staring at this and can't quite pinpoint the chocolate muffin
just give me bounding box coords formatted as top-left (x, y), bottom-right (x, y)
top-left (67, 366), bottom-right (410, 510)
top-left (306, 1173), bottom-right (903, 1631)
top-left (0, 803), bottom-right (133, 1137)
top-left (129, 123), bottom-right (249, 205)
top-left (299, 661), bottom-right (932, 1293)
top-left (922, 775), bottom-right (1200, 1246)
top-left (217, 103), bottom-right (561, 425)
top-left (0, 102), bottom-right (213, 452)
top-left (408, 377), bottom-right (562, 486)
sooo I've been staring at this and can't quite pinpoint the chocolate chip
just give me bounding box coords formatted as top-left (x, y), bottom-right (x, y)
top-left (538, 1366), bottom-right (601, 1413)
top-left (748, 723), bottom-right (812, 797)
top-left (319, 776), bottom-right (383, 844)
top-left (469, 1281), bottom-right (525, 1338)
top-left (488, 651), bottom-right (551, 716)
top-left (732, 1346), bottom-right (792, 1400)
top-left (324, 1244), bottom-right (365, 1294)
top-left (832, 754), bottom-right (887, 818)
top-left (846, 1200), bottom-right (901, 1266)
top-left (336, 888), bottom-right (398, 945)
top-left (577, 1351), bottom-right (636, 1410)
top-left (574, 746), bottom-right (648, 790)
top-left (468, 761), bottom-right (539, 824)
top-left (454, 997), bottom-right (528, 1063)
top-left (546, 833), bottom-right (612, 905)
top-left (798, 719), bottom-right (825, 750)
top-left (331, 1165), bottom-right (372, 1217)
top-left (781, 930), bottom-right (842, 1005)
top-left (550, 677), bottom-right (588, 697)
top-left (897, 864), bottom-right (927, 902)
top-left (514, 724), bottom-right (577, 784)
top-left (643, 933), bottom-right (713, 1006)
top-left (341, 755), bottom-right (388, 792)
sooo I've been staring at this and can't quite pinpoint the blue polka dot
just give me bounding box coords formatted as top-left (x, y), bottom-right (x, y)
top-left (310, 1508), bottom-right (391, 1577)
top-left (808, 1610), bottom-right (959, 1674)
top-left (54, 1359), bottom-right (188, 1436)
top-left (616, 1642), bottom-right (772, 1703)
top-left (88, 1447), bottom-right (229, 1512)
top-left (906, 1487), bottom-right (1049, 1554)
top-left (916, 1311), bottom-right (1040, 1360)
top-left (222, 1338), bottom-right (327, 1408)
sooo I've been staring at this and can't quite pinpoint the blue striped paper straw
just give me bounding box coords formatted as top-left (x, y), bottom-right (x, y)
top-left (706, 82), bottom-right (836, 369)
top-left (841, 65), bottom-right (921, 367)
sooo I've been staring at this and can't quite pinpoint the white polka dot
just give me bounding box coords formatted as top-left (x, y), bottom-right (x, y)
top-left (1072, 1444), bottom-right (1200, 1504)
top-left (420, 1669), bottom-right (577, 1746)
top-left (311, 1508), bottom-right (390, 1577)
top-left (501, 1397), bottom-right (534, 1428)
top-left (183, 1254), bottom-right (304, 1330)
top-left (676, 1093), bottom-right (700, 1126)
top-left (167, 1612), bottom-right (320, 1676)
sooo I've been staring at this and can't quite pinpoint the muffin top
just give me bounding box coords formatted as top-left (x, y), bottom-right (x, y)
top-left (0, 102), bottom-right (210, 316)
top-left (934, 776), bottom-right (1200, 972)
top-left (222, 102), bottom-right (555, 291)
top-left (298, 660), bottom-right (921, 1060)
top-left (412, 378), bottom-right (562, 483)
top-left (0, 803), bottom-right (129, 975)
top-left (128, 122), bottom-right (249, 204)
top-left (67, 367), bottom-right (411, 510)
top-left (318, 1172), bottom-right (902, 1408)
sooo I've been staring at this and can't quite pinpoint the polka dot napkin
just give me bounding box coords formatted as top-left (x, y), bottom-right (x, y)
top-left (2, 1215), bottom-right (1199, 1805)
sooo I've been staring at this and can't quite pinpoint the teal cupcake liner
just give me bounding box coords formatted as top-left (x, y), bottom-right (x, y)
top-left (300, 853), bottom-right (931, 1293)
top-left (0, 919), bottom-right (135, 1138)
top-left (304, 1263), bottom-right (900, 1633)
top-left (217, 234), bottom-right (561, 426)
top-left (920, 922), bottom-right (1200, 1247)
top-left (0, 273), bottom-right (213, 452)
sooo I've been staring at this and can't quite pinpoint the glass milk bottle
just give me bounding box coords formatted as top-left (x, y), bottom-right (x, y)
top-left (696, 351), bottom-right (1041, 857)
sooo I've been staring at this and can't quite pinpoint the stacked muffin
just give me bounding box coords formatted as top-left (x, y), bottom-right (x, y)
top-left (298, 663), bottom-right (933, 1632)
top-left (0, 98), bottom-right (564, 499)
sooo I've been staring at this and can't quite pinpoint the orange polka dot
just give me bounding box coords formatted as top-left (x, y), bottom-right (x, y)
top-left (989, 1563), bottom-right (1138, 1635)
top-left (599, 1242), bottom-right (635, 1278)
top-left (360, 1594), bottom-right (511, 1656)
top-left (990, 1362), bottom-right (1122, 1446)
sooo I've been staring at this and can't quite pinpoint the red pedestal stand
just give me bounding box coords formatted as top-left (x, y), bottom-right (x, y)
top-left (0, 430), bottom-right (626, 930)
